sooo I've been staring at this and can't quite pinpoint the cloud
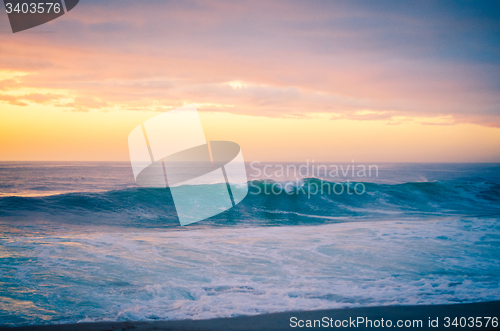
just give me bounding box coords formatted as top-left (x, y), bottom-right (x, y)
top-left (0, 0), bottom-right (498, 126)
top-left (0, 79), bottom-right (20, 90)
top-left (0, 92), bottom-right (67, 106)
top-left (0, 94), bottom-right (28, 106)
top-left (52, 96), bottom-right (109, 112)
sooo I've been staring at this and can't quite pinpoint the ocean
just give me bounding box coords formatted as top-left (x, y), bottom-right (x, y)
top-left (0, 162), bottom-right (499, 326)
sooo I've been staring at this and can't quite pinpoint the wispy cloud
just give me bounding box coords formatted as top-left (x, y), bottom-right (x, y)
top-left (1, 0), bottom-right (499, 125)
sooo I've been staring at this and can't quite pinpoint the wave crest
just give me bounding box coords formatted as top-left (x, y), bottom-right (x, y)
top-left (1, 179), bottom-right (499, 227)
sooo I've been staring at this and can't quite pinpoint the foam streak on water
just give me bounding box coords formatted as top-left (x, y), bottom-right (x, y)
top-left (1, 218), bottom-right (499, 326)
top-left (1, 162), bottom-right (499, 326)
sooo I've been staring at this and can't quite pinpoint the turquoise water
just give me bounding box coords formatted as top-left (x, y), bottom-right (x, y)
top-left (0, 162), bottom-right (499, 326)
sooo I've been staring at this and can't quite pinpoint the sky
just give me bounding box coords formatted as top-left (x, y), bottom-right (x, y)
top-left (0, 0), bottom-right (499, 162)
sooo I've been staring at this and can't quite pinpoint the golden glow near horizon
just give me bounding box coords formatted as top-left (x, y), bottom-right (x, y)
top-left (1, 100), bottom-right (499, 162)
top-left (0, 69), bottom-right (499, 162)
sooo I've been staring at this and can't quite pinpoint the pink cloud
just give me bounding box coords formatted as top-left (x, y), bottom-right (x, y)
top-left (0, 0), bottom-right (498, 126)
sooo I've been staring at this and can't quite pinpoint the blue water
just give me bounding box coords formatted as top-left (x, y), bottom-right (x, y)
top-left (0, 162), bottom-right (499, 326)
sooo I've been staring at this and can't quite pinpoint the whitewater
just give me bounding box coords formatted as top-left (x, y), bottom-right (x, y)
top-left (0, 162), bottom-right (499, 326)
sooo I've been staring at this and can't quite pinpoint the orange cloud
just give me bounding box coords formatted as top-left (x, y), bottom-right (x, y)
top-left (0, 1), bottom-right (498, 161)
top-left (0, 0), bottom-right (498, 127)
